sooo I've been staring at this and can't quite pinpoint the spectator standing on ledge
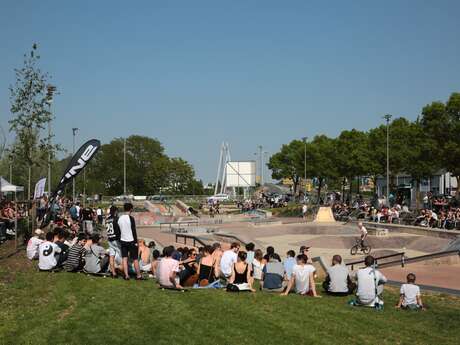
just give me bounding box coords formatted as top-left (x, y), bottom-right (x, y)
top-left (118, 203), bottom-right (142, 280)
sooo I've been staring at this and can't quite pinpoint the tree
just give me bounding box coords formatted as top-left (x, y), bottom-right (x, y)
top-left (267, 140), bottom-right (305, 195)
top-left (420, 93), bottom-right (460, 195)
top-left (335, 129), bottom-right (372, 203)
top-left (308, 135), bottom-right (338, 203)
top-left (8, 44), bottom-right (58, 198)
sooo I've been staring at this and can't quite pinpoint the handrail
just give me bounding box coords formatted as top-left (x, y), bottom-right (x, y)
top-left (378, 250), bottom-right (460, 269)
top-left (175, 233), bottom-right (208, 248)
top-left (346, 252), bottom-right (405, 270)
top-left (160, 220), bottom-right (199, 229)
top-left (212, 233), bottom-right (248, 246)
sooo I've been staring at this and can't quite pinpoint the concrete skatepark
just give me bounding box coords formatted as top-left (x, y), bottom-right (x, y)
top-left (136, 203), bottom-right (460, 293)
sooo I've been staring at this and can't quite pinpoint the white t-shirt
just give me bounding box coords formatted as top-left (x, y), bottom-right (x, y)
top-left (96, 208), bottom-right (102, 216)
top-left (220, 250), bottom-right (237, 277)
top-left (400, 283), bottom-right (420, 306)
top-left (38, 241), bottom-right (61, 270)
top-left (75, 205), bottom-right (81, 217)
top-left (118, 214), bottom-right (134, 242)
top-left (360, 226), bottom-right (368, 236)
top-left (302, 205), bottom-right (308, 214)
top-left (252, 259), bottom-right (264, 280)
top-left (356, 267), bottom-right (387, 304)
top-left (292, 264), bottom-right (315, 294)
top-left (26, 236), bottom-right (43, 260)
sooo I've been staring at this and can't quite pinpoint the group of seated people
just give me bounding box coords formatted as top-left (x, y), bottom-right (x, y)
top-left (152, 241), bottom-right (424, 310)
top-left (26, 201), bottom-right (424, 310)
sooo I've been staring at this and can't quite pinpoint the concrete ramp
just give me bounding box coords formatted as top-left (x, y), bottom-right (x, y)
top-left (314, 207), bottom-right (336, 223)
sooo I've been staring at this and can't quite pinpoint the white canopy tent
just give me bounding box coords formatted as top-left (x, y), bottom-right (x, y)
top-left (0, 176), bottom-right (24, 193)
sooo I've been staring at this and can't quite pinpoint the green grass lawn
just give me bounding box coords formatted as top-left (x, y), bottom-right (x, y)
top-left (1, 254), bottom-right (460, 345)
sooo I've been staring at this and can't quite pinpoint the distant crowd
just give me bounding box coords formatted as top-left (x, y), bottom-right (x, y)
top-left (333, 195), bottom-right (460, 230)
top-left (26, 201), bottom-right (425, 311)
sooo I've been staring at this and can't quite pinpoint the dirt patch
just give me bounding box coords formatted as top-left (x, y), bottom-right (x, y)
top-left (0, 241), bottom-right (34, 284)
top-left (58, 295), bottom-right (77, 321)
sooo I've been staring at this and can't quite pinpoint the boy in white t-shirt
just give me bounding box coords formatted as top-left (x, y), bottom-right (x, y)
top-left (282, 254), bottom-right (319, 297)
top-left (26, 229), bottom-right (44, 260)
top-left (38, 232), bottom-right (62, 271)
top-left (396, 273), bottom-right (424, 310)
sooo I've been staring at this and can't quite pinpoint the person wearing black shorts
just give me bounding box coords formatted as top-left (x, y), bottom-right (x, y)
top-left (117, 203), bottom-right (142, 280)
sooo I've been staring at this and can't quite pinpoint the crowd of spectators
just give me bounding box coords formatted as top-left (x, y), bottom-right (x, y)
top-left (332, 194), bottom-right (460, 230)
top-left (25, 201), bottom-right (425, 310)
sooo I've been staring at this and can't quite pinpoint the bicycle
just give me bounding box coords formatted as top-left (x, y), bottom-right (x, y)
top-left (350, 238), bottom-right (371, 255)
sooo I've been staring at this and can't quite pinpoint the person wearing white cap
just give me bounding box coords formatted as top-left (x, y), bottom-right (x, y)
top-left (26, 229), bottom-right (44, 260)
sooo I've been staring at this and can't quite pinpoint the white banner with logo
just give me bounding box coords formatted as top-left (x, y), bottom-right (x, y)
top-left (34, 178), bottom-right (47, 199)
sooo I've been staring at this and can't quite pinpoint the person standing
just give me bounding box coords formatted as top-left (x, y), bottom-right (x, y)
top-left (117, 203), bottom-right (142, 280)
top-left (302, 204), bottom-right (308, 220)
top-left (106, 205), bottom-right (122, 278)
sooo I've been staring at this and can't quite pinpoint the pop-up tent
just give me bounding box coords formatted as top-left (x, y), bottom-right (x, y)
top-left (0, 176), bottom-right (24, 193)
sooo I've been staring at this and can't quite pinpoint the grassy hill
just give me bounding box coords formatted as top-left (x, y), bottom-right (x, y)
top-left (1, 248), bottom-right (459, 345)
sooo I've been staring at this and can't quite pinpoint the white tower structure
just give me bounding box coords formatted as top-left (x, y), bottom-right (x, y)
top-left (214, 142), bottom-right (231, 195)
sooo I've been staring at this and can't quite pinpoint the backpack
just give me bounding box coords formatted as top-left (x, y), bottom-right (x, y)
top-left (226, 283), bottom-right (239, 292)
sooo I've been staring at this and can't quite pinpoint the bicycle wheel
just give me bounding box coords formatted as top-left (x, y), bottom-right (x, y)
top-left (363, 245), bottom-right (372, 254)
top-left (350, 245), bottom-right (358, 255)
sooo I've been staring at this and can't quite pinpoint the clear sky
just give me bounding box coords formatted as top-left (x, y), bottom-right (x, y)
top-left (1, 0), bottom-right (459, 183)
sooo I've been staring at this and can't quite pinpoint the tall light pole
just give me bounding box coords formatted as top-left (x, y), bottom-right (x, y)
top-left (46, 85), bottom-right (56, 195)
top-left (258, 145), bottom-right (263, 186)
top-left (123, 138), bottom-right (127, 195)
top-left (72, 127), bottom-right (79, 201)
top-left (383, 114), bottom-right (392, 206)
top-left (302, 137), bottom-right (307, 181)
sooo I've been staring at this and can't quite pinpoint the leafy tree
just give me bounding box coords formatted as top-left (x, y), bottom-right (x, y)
top-left (420, 93), bottom-right (460, 194)
top-left (308, 135), bottom-right (338, 203)
top-left (267, 140), bottom-right (305, 195)
top-left (335, 129), bottom-right (371, 202)
top-left (8, 44), bottom-right (59, 198)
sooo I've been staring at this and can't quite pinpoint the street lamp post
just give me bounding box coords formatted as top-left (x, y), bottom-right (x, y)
top-left (72, 127), bottom-right (79, 201)
top-left (46, 85), bottom-right (56, 195)
top-left (258, 145), bottom-right (263, 186)
top-left (124, 138), bottom-right (127, 195)
top-left (302, 137), bottom-right (307, 197)
top-left (383, 114), bottom-right (392, 206)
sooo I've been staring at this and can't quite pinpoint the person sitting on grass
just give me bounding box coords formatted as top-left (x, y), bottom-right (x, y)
top-left (283, 250), bottom-right (296, 280)
top-left (252, 249), bottom-right (265, 286)
top-left (38, 231), bottom-right (62, 271)
top-left (157, 246), bottom-right (182, 289)
top-left (245, 242), bottom-right (255, 265)
top-left (83, 234), bottom-right (109, 274)
top-left (220, 242), bottom-right (240, 280)
top-left (261, 253), bottom-right (285, 292)
top-left (263, 246), bottom-right (275, 262)
top-left (282, 254), bottom-right (319, 297)
top-left (396, 273), bottom-right (425, 310)
top-left (179, 248), bottom-right (199, 287)
top-left (138, 239), bottom-right (153, 273)
top-left (150, 249), bottom-right (160, 279)
top-left (197, 245), bottom-right (216, 286)
top-left (26, 229), bottom-right (44, 260)
top-left (53, 228), bottom-right (70, 268)
top-left (353, 255), bottom-right (387, 307)
top-left (322, 255), bottom-right (356, 296)
top-left (64, 233), bottom-right (87, 272)
top-left (228, 251), bottom-right (255, 292)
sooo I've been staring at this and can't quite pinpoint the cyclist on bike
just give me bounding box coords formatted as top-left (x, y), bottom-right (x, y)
top-left (357, 222), bottom-right (368, 248)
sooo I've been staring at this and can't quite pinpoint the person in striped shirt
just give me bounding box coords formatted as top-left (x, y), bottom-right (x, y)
top-left (64, 233), bottom-right (87, 272)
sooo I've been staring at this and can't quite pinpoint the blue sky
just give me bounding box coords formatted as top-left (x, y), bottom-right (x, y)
top-left (1, 1), bottom-right (459, 183)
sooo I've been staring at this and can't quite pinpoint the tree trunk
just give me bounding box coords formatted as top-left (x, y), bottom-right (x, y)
top-left (341, 177), bottom-right (346, 202)
top-left (28, 165), bottom-right (31, 200)
top-left (348, 176), bottom-right (353, 205)
top-left (414, 179), bottom-right (420, 209)
top-left (357, 176), bottom-right (360, 196)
